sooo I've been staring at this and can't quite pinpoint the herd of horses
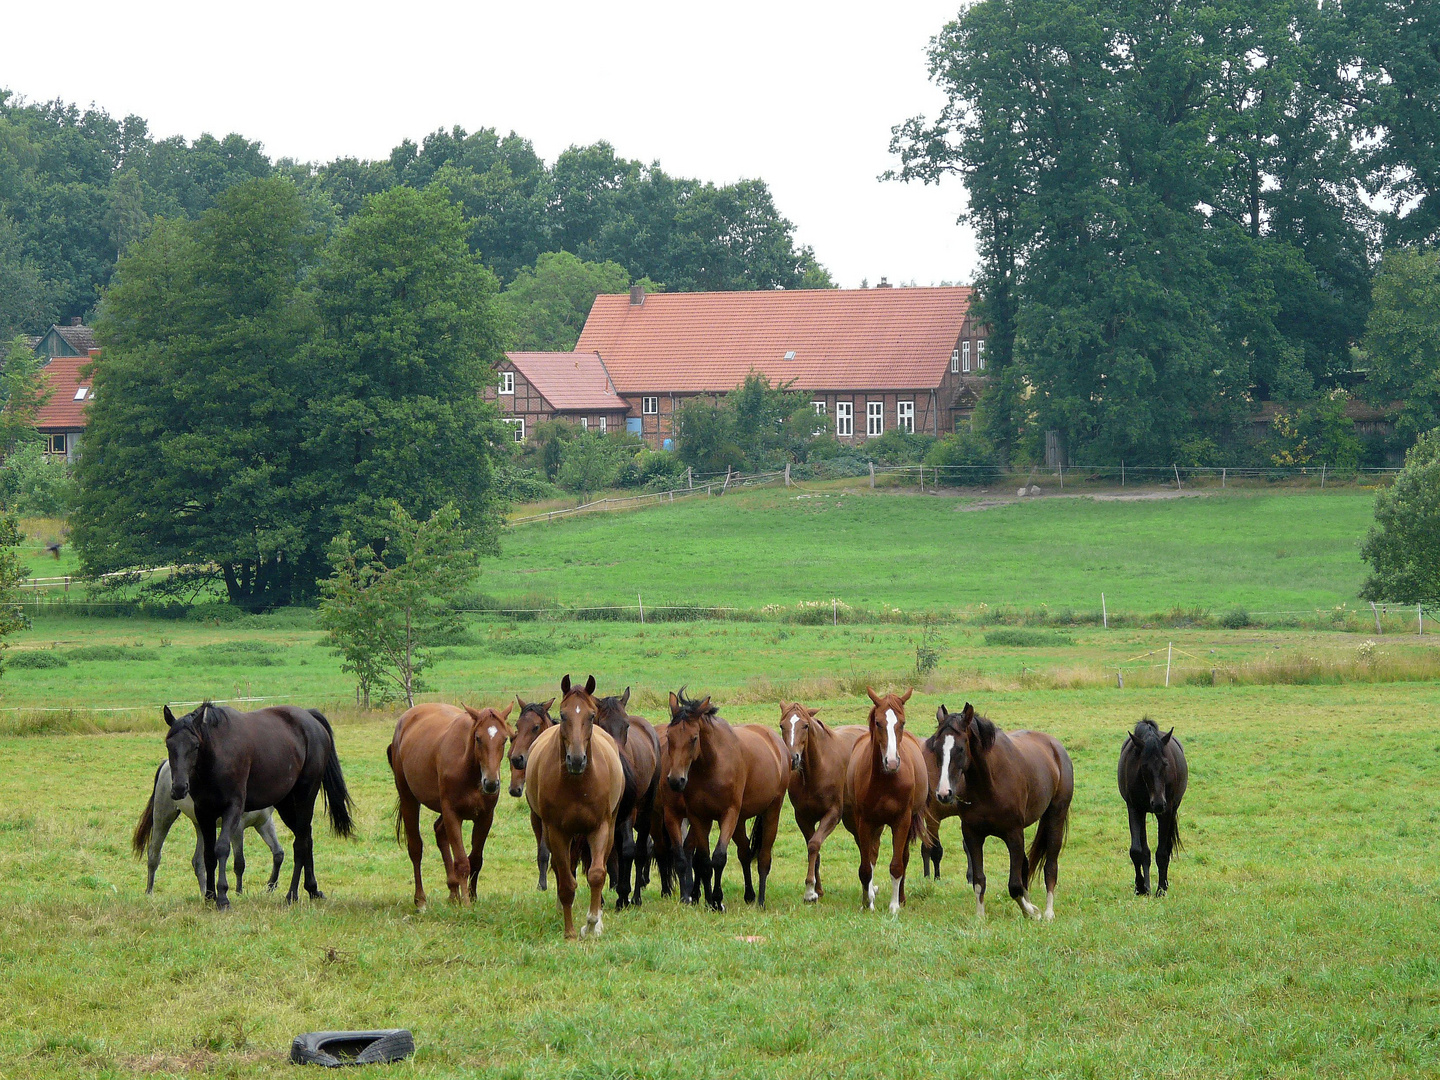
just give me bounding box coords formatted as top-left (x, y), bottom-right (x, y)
top-left (131, 680), bottom-right (1189, 939)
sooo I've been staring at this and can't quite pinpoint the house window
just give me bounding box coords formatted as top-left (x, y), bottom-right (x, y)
top-left (499, 371), bottom-right (515, 395)
top-left (897, 401), bottom-right (915, 433)
top-left (503, 417), bottom-right (525, 443)
top-left (599, 417), bottom-right (607, 435)
top-left (867, 401), bottom-right (884, 437)
top-left (811, 401), bottom-right (828, 435)
top-left (951, 349), bottom-right (960, 374)
top-left (962, 341), bottom-right (972, 373)
top-left (46, 433), bottom-right (67, 455)
top-left (835, 401), bottom-right (853, 437)
top-left (580, 417), bottom-right (589, 432)
top-left (73, 387), bottom-right (89, 401)
top-left (976, 340), bottom-right (986, 370)
top-left (642, 396), bottom-right (658, 415)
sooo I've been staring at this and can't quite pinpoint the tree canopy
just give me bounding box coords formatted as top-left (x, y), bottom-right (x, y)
top-left (1360, 429), bottom-right (1440, 606)
top-left (500, 251), bottom-right (633, 352)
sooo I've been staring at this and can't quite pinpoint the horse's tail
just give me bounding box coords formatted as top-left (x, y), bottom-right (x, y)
top-left (310, 709), bottom-right (355, 838)
top-left (748, 812), bottom-right (765, 855)
top-left (131, 760), bottom-right (165, 855)
top-left (907, 806), bottom-right (927, 850)
top-left (1024, 800), bottom-right (1070, 893)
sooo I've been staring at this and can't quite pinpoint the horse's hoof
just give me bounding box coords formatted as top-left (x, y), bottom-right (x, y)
top-left (803, 888), bottom-right (819, 903)
top-left (709, 901), bottom-right (725, 913)
top-left (311, 891), bottom-right (326, 901)
top-left (267, 883), bottom-right (278, 893)
top-left (1155, 887), bottom-right (1168, 898)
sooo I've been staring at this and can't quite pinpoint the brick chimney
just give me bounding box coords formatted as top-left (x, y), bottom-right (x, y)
top-left (876, 277), bottom-right (892, 289)
top-left (629, 284), bottom-right (645, 306)
top-left (70, 316), bottom-right (84, 325)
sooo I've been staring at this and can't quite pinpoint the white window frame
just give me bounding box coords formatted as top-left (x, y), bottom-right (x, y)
top-left (835, 401), bottom-right (853, 437)
top-left (499, 370), bottom-right (515, 395)
top-left (962, 340), bottom-right (972, 373)
top-left (580, 417), bottom-right (589, 432)
top-left (642, 395), bottom-right (658, 415)
top-left (951, 348), bottom-right (960, 374)
top-left (811, 401), bottom-right (828, 435)
top-left (867, 401), bottom-right (884, 438)
top-left (599, 416), bottom-right (607, 435)
top-left (897, 400), bottom-right (915, 434)
top-left (976, 340), bottom-right (986, 369)
top-left (503, 417), bottom-right (525, 443)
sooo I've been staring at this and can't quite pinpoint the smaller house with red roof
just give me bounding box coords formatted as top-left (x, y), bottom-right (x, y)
top-left (484, 350), bottom-right (631, 445)
top-left (24, 319), bottom-right (97, 462)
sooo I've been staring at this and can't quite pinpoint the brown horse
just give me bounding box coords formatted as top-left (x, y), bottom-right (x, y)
top-left (780, 701), bottom-right (865, 902)
top-left (507, 697), bottom-right (555, 891)
top-left (931, 703), bottom-right (1073, 919)
top-left (842, 688), bottom-right (928, 914)
top-left (525, 675), bottom-right (630, 939)
top-left (663, 689), bottom-right (790, 911)
top-left (649, 733), bottom-right (694, 899)
top-left (389, 702), bottom-right (514, 906)
top-left (920, 706), bottom-right (976, 884)
top-left (596, 687), bottom-right (661, 909)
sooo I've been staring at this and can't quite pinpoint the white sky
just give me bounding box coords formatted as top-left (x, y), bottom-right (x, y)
top-left (3, 0), bottom-right (977, 288)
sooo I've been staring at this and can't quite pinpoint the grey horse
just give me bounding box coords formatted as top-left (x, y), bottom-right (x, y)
top-left (131, 759), bottom-right (284, 896)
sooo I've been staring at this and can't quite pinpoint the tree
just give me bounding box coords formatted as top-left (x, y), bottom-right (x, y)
top-left (1360, 429), bottom-right (1440, 606)
top-left (556, 430), bottom-right (633, 498)
top-left (0, 216), bottom-right (55, 337)
top-left (302, 185), bottom-right (508, 555)
top-left (0, 443), bottom-right (76, 516)
top-left (72, 177), bottom-right (321, 609)
top-left (672, 373), bottom-right (815, 473)
top-left (1362, 247), bottom-right (1440, 445)
top-left (500, 251), bottom-right (631, 351)
top-left (319, 502), bottom-right (478, 708)
top-left (0, 334), bottom-right (53, 455)
top-left (0, 513), bottom-right (28, 677)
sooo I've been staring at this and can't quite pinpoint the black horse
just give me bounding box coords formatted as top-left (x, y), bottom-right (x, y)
top-left (165, 702), bottom-right (354, 909)
top-left (1117, 718), bottom-right (1188, 896)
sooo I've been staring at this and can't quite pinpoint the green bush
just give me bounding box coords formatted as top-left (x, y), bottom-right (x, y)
top-left (6, 650), bottom-right (68, 668)
top-left (982, 628), bottom-right (1074, 647)
top-left (0, 443), bottom-right (77, 516)
top-left (925, 428), bottom-right (1001, 484)
top-left (66, 645), bottom-right (151, 662)
top-left (865, 428), bottom-right (935, 465)
top-left (177, 640), bottom-right (284, 666)
top-left (495, 464), bottom-right (561, 503)
top-left (1221, 606), bottom-right (1251, 628)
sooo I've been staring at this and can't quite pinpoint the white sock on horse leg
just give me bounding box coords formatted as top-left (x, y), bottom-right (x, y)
top-left (889, 874), bottom-right (903, 915)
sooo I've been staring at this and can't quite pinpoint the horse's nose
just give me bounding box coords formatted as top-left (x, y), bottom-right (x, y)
top-left (170, 784), bottom-right (188, 801)
top-left (882, 756), bottom-right (900, 774)
top-left (508, 782), bottom-right (523, 798)
top-left (481, 778), bottom-right (500, 795)
top-left (790, 753), bottom-right (802, 771)
top-left (510, 754), bottom-right (526, 770)
top-left (1152, 798), bottom-right (1167, 815)
top-left (565, 754), bottom-right (587, 775)
top-left (668, 775), bottom-right (687, 792)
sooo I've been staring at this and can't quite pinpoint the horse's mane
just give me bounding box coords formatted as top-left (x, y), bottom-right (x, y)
top-left (927, 705), bottom-right (996, 753)
top-left (670, 686), bottom-right (723, 727)
top-left (519, 701), bottom-right (551, 718)
top-left (1129, 716), bottom-right (1164, 751)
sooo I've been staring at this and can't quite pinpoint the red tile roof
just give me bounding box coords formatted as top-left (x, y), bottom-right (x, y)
top-left (574, 286), bottom-right (976, 393)
top-left (505, 351), bottom-right (630, 412)
top-left (35, 351), bottom-right (94, 430)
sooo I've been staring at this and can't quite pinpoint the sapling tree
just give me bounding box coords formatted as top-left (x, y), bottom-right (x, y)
top-left (319, 502), bottom-right (477, 708)
top-left (1360, 429), bottom-right (1440, 607)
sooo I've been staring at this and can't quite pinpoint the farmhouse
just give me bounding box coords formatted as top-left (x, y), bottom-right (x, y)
top-left (488, 284), bottom-right (988, 448)
top-left (25, 319), bottom-right (97, 462)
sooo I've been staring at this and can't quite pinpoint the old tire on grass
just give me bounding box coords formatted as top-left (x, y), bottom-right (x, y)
top-left (289, 1030), bottom-right (414, 1067)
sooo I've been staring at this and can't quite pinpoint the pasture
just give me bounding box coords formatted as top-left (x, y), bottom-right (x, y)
top-left (1, 487), bottom-right (1437, 1078)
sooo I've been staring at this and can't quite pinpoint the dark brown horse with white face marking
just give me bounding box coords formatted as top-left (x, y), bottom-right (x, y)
top-left (507, 697), bottom-right (555, 891)
top-left (938, 703), bottom-right (1074, 920)
top-left (525, 675), bottom-right (630, 939)
top-left (663, 689), bottom-right (789, 911)
top-left (389, 702), bottom-right (514, 906)
top-left (596, 687), bottom-right (660, 909)
top-left (842, 689), bottom-right (928, 914)
top-left (920, 705), bottom-right (975, 884)
top-left (780, 701), bottom-right (865, 902)
top-left (1118, 717), bottom-right (1188, 896)
top-left (163, 702), bottom-right (353, 909)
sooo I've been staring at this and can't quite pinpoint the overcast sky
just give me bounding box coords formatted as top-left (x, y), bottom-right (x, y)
top-left (5, 1), bottom-right (977, 288)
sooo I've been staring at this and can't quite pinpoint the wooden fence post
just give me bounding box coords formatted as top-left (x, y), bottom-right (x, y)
top-left (1102, 593), bottom-right (1107, 629)
top-left (687, 466), bottom-right (693, 490)
top-left (723, 466), bottom-right (731, 493)
top-left (639, 594), bottom-right (644, 624)
top-left (869, 462), bottom-right (875, 489)
top-left (1165, 642), bottom-right (1172, 687)
top-left (1173, 464), bottom-right (1182, 490)
top-left (784, 463), bottom-right (791, 487)
top-left (1371, 601), bottom-right (1382, 634)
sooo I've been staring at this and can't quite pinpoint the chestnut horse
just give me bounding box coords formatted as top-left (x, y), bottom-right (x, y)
top-left (930, 703), bottom-right (1073, 919)
top-left (596, 687), bottom-right (661, 909)
top-left (525, 675), bottom-right (630, 939)
top-left (663, 689), bottom-right (789, 911)
top-left (1118, 717), bottom-right (1187, 896)
top-left (389, 702), bottom-right (514, 906)
top-left (842, 688), bottom-right (928, 914)
top-left (780, 701), bottom-right (865, 902)
top-left (507, 697), bottom-right (555, 891)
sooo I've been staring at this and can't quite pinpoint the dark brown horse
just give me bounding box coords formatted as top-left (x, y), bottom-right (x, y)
top-left (388, 702), bottom-right (514, 906)
top-left (663, 689), bottom-right (790, 911)
top-left (649, 733), bottom-right (694, 899)
top-left (930, 703), bottom-right (1073, 919)
top-left (163, 702), bottom-right (353, 909)
top-left (920, 707), bottom-right (975, 884)
top-left (780, 701), bottom-right (865, 902)
top-left (1118, 717), bottom-right (1188, 896)
top-left (507, 697), bottom-right (555, 891)
top-left (596, 687), bottom-right (661, 909)
top-left (525, 675), bottom-right (630, 939)
top-left (842, 689), bottom-right (928, 914)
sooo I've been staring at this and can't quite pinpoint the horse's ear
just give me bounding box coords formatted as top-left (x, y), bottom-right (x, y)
top-left (621, 686), bottom-right (630, 708)
top-left (561, 674), bottom-right (572, 696)
top-left (164, 705), bottom-right (177, 728)
top-left (542, 697), bottom-right (555, 713)
top-left (669, 691), bottom-right (680, 716)
top-left (1122, 732), bottom-right (1133, 748)
top-left (516, 694), bottom-right (527, 711)
top-left (498, 701), bottom-right (514, 722)
top-left (866, 687), bottom-right (882, 705)
top-left (810, 707), bottom-right (821, 716)
top-left (961, 702), bottom-right (976, 724)
top-left (899, 688), bottom-right (913, 704)
top-left (1162, 727), bottom-right (1174, 746)
top-left (699, 696), bottom-right (713, 715)
top-left (936, 704), bottom-right (948, 723)
top-left (585, 675), bottom-right (596, 695)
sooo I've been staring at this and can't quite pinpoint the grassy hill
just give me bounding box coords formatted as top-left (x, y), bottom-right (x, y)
top-left (493, 487), bottom-right (1378, 616)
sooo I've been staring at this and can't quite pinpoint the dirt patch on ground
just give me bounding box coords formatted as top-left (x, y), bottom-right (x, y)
top-left (949, 487), bottom-right (1211, 511)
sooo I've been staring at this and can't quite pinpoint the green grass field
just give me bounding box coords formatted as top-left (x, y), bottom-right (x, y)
top-left (3, 487), bottom-right (1438, 1078)
top-left (494, 487), bottom-right (1379, 615)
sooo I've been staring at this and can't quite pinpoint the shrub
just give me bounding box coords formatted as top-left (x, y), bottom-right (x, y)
top-left (925, 428), bottom-right (1001, 484)
top-left (865, 428), bottom-right (935, 465)
top-left (495, 464), bottom-right (561, 503)
top-left (66, 645), bottom-right (151, 662)
top-left (1361, 428), bottom-right (1440, 605)
top-left (983, 628), bottom-right (1074, 647)
top-left (177, 640), bottom-right (284, 666)
top-left (1221, 606), bottom-right (1251, 629)
top-left (6, 650), bottom-right (68, 668)
top-left (0, 443), bottom-right (77, 516)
